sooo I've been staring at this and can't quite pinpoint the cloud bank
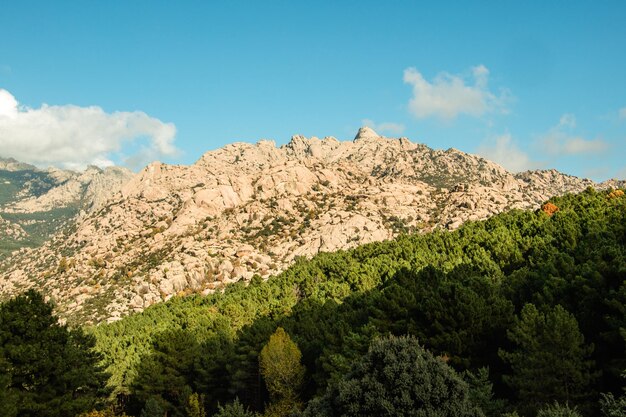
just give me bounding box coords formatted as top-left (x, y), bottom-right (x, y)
top-left (403, 65), bottom-right (509, 120)
top-left (0, 89), bottom-right (177, 170)
top-left (619, 107), bottom-right (626, 120)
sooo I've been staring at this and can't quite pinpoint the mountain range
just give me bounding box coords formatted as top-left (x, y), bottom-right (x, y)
top-left (0, 157), bottom-right (132, 259)
top-left (1, 127), bottom-right (623, 325)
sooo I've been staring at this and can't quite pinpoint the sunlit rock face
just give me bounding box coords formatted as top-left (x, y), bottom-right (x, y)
top-left (2, 128), bottom-right (622, 325)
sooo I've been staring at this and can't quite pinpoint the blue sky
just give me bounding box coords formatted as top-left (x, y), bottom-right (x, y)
top-left (0, 1), bottom-right (625, 180)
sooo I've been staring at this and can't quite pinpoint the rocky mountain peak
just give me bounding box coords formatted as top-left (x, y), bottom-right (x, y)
top-left (284, 134), bottom-right (310, 158)
top-left (354, 126), bottom-right (380, 141)
top-left (1, 132), bottom-right (623, 325)
top-left (0, 157), bottom-right (37, 171)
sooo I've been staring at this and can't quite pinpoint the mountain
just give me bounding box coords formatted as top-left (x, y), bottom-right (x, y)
top-left (0, 128), bottom-right (623, 325)
top-left (89, 188), bottom-right (625, 414)
top-left (0, 157), bottom-right (133, 259)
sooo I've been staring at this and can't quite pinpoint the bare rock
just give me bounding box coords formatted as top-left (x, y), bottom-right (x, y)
top-left (2, 127), bottom-right (623, 324)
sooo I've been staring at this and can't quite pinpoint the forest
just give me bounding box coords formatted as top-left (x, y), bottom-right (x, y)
top-left (1, 187), bottom-right (625, 417)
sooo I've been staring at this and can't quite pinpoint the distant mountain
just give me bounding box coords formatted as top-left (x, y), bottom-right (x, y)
top-left (0, 157), bottom-right (133, 259)
top-left (0, 128), bottom-right (623, 325)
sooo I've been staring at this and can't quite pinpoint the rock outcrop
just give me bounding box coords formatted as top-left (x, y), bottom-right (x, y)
top-left (1, 128), bottom-right (623, 325)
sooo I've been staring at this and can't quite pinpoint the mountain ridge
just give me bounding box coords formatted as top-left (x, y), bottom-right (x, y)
top-left (0, 160), bottom-right (133, 260)
top-left (1, 127), bottom-right (623, 325)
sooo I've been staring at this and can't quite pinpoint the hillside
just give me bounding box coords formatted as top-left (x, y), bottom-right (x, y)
top-left (0, 158), bottom-right (133, 260)
top-left (88, 188), bottom-right (626, 416)
top-left (0, 128), bottom-right (623, 324)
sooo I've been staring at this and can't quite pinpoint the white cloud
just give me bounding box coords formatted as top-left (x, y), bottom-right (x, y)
top-left (0, 89), bottom-right (18, 118)
top-left (561, 137), bottom-right (608, 154)
top-left (0, 89), bottom-right (177, 170)
top-left (477, 134), bottom-right (534, 172)
top-left (540, 114), bottom-right (608, 156)
top-left (403, 65), bottom-right (509, 120)
top-left (619, 107), bottom-right (626, 120)
top-left (361, 119), bottom-right (405, 135)
top-left (558, 113), bottom-right (576, 128)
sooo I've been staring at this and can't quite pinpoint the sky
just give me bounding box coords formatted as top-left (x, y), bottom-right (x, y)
top-left (0, 1), bottom-right (625, 180)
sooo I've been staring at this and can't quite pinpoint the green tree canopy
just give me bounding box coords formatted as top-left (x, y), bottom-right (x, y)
top-left (499, 304), bottom-right (596, 413)
top-left (214, 398), bottom-right (259, 417)
top-left (130, 329), bottom-right (199, 416)
top-left (88, 188), bottom-right (625, 417)
top-left (537, 402), bottom-right (583, 417)
top-left (301, 335), bottom-right (483, 417)
top-left (600, 391), bottom-right (626, 417)
top-left (140, 396), bottom-right (166, 417)
top-left (0, 290), bottom-right (108, 417)
top-left (259, 327), bottom-right (305, 416)
top-left (185, 392), bottom-right (206, 417)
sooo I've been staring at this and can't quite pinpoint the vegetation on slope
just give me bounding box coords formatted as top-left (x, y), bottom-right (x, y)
top-left (0, 290), bottom-right (108, 417)
top-left (2, 187), bottom-right (625, 416)
top-left (0, 168), bottom-right (80, 260)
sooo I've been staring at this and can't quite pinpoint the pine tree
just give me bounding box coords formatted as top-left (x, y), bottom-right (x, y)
top-left (214, 398), bottom-right (259, 417)
top-left (131, 329), bottom-right (199, 416)
top-left (185, 392), bottom-right (206, 417)
top-left (0, 364), bottom-right (18, 417)
top-left (537, 402), bottom-right (582, 417)
top-left (499, 304), bottom-right (596, 414)
top-left (0, 290), bottom-right (108, 417)
top-left (140, 396), bottom-right (166, 417)
top-left (599, 392), bottom-right (626, 417)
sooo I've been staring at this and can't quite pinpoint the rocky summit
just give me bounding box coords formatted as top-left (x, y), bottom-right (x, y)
top-left (0, 128), bottom-right (623, 325)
